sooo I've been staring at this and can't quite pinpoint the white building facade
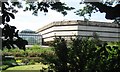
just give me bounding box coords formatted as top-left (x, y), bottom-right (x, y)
top-left (37, 20), bottom-right (120, 42)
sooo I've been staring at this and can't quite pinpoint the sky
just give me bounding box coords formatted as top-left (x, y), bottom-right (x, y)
top-left (3, 0), bottom-right (114, 32)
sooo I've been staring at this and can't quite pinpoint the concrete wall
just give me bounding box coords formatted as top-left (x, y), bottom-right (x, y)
top-left (78, 25), bottom-right (119, 41)
top-left (39, 25), bottom-right (79, 42)
top-left (37, 20), bottom-right (120, 42)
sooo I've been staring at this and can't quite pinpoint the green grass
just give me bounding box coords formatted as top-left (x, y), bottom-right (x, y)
top-left (2, 45), bottom-right (53, 53)
top-left (5, 63), bottom-right (48, 70)
top-left (2, 45), bottom-right (54, 58)
top-left (26, 47), bottom-right (53, 53)
top-left (2, 47), bottom-right (54, 59)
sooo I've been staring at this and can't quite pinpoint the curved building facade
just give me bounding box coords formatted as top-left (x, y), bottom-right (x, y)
top-left (37, 20), bottom-right (120, 42)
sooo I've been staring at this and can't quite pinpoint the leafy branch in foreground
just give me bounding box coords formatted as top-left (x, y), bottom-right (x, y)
top-left (12, 1), bottom-right (75, 16)
top-left (75, 0), bottom-right (120, 23)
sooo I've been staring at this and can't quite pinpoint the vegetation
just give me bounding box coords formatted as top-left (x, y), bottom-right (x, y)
top-left (6, 63), bottom-right (48, 70)
top-left (43, 36), bottom-right (120, 72)
top-left (1, 45), bottom-right (54, 71)
top-left (1, 0), bottom-right (120, 25)
top-left (1, 37), bottom-right (120, 72)
top-left (1, 0), bottom-right (120, 71)
top-left (1, 0), bottom-right (120, 57)
top-left (1, 0), bottom-right (74, 51)
top-left (0, 65), bottom-right (10, 71)
top-left (1, 1), bottom-right (74, 25)
top-left (75, 1), bottom-right (120, 19)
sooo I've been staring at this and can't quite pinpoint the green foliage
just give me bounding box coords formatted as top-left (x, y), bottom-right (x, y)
top-left (75, 3), bottom-right (98, 20)
top-left (6, 63), bottom-right (48, 71)
top-left (2, 1), bottom-right (74, 25)
top-left (2, 60), bottom-right (17, 66)
top-left (75, 0), bottom-right (120, 21)
top-left (47, 36), bottom-right (120, 72)
top-left (2, 38), bottom-right (120, 71)
top-left (1, 56), bottom-right (18, 71)
top-left (50, 2), bottom-right (74, 16)
top-left (2, 46), bottom-right (54, 69)
top-left (0, 65), bottom-right (10, 70)
top-left (10, 1), bottom-right (74, 16)
top-left (39, 51), bottom-right (57, 65)
top-left (2, 45), bottom-right (53, 54)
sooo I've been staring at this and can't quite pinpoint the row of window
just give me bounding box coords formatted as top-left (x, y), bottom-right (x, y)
top-left (18, 29), bottom-right (42, 45)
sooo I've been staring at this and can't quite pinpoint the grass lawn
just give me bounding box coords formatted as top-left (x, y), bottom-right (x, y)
top-left (3, 63), bottom-right (48, 71)
top-left (2, 45), bottom-right (54, 53)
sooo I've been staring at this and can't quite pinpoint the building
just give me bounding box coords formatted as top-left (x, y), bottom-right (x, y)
top-left (36, 20), bottom-right (120, 42)
top-left (19, 29), bottom-right (42, 45)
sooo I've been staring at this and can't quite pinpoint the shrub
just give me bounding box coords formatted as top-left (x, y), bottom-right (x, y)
top-left (47, 36), bottom-right (120, 72)
top-left (21, 58), bottom-right (30, 65)
top-left (0, 65), bottom-right (9, 70)
top-left (2, 52), bottom-right (13, 56)
top-left (28, 60), bottom-right (35, 65)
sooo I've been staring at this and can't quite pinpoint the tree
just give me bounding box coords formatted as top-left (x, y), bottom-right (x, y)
top-left (1, 0), bottom-right (74, 50)
top-left (75, 0), bottom-right (120, 24)
top-left (1, 0), bottom-right (120, 25)
top-left (42, 36), bottom-right (120, 72)
top-left (1, 1), bottom-right (26, 50)
top-left (1, 0), bottom-right (120, 71)
top-left (1, 0), bottom-right (120, 50)
top-left (1, 1), bottom-right (74, 25)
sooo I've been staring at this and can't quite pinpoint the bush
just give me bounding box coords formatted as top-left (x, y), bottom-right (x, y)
top-left (47, 36), bottom-right (120, 72)
top-left (21, 58), bottom-right (29, 65)
top-left (2, 45), bottom-right (55, 70)
top-left (28, 60), bottom-right (35, 65)
top-left (0, 65), bottom-right (10, 70)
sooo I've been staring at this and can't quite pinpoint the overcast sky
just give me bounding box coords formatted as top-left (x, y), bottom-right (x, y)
top-left (6, 0), bottom-right (114, 31)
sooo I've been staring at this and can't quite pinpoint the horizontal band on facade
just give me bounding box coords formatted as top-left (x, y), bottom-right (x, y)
top-left (19, 35), bottom-right (41, 36)
top-left (41, 29), bottom-right (120, 36)
top-left (37, 20), bottom-right (120, 32)
top-left (43, 35), bottom-right (120, 39)
top-left (37, 24), bottom-right (120, 33)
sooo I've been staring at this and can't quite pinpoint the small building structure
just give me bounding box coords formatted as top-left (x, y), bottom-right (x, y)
top-left (36, 20), bottom-right (120, 42)
top-left (18, 29), bottom-right (42, 45)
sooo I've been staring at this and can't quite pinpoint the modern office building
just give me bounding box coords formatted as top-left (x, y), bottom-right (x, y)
top-left (36, 20), bottom-right (120, 42)
top-left (19, 29), bottom-right (42, 45)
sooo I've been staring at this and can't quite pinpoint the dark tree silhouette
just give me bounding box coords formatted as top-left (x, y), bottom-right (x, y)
top-left (2, 23), bottom-right (28, 51)
top-left (75, 1), bottom-right (120, 23)
top-left (89, 2), bottom-right (120, 20)
top-left (1, 2), bottom-right (28, 50)
top-left (1, 2), bottom-right (16, 24)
